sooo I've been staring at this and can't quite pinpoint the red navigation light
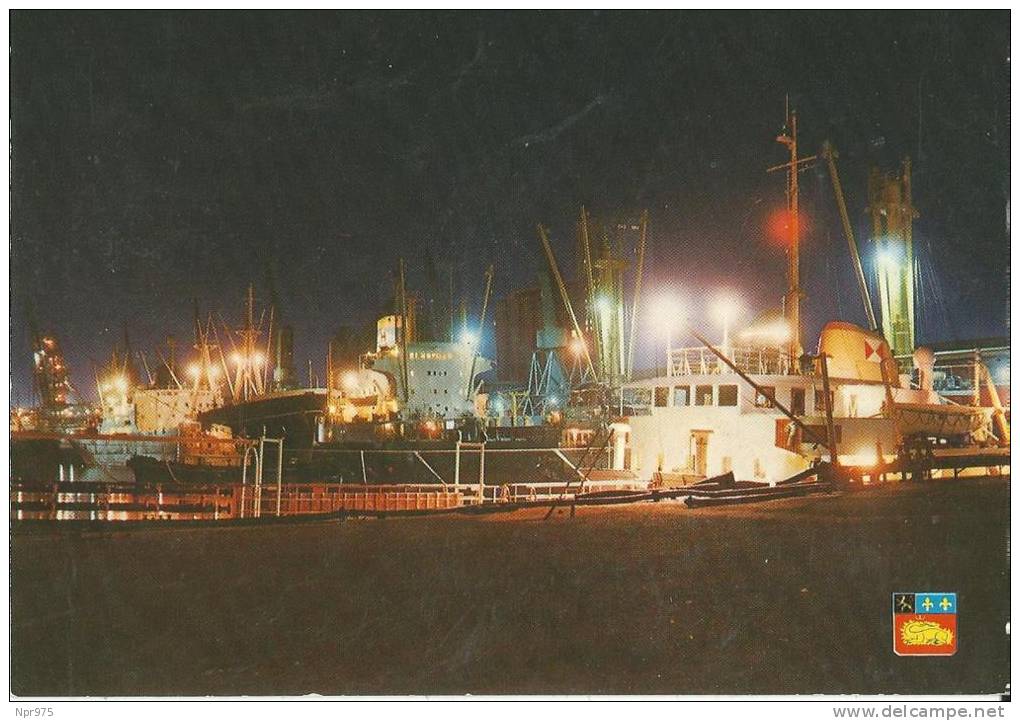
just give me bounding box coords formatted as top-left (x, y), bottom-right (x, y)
top-left (766, 209), bottom-right (808, 247)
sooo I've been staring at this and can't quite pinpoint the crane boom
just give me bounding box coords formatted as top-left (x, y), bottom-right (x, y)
top-left (822, 141), bottom-right (878, 332)
top-left (626, 210), bottom-right (647, 380)
top-left (398, 259), bottom-right (410, 403)
top-left (538, 224), bottom-right (598, 382)
top-left (579, 208), bottom-right (599, 367)
top-left (465, 264), bottom-right (494, 401)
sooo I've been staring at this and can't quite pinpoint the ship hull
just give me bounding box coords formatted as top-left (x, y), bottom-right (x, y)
top-left (199, 390), bottom-right (327, 448)
top-left (126, 455), bottom-right (243, 485)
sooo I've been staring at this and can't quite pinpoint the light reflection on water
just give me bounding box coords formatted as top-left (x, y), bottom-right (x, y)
top-left (12, 486), bottom-right (234, 521)
top-left (12, 482), bottom-right (467, 521)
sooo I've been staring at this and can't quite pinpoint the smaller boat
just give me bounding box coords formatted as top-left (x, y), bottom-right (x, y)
top-left (126, 455), bottom-right (242, 485)
top-left (683, 467), bottom-right (834, 507)
top-left (126, 423), bottom-right (246, 485)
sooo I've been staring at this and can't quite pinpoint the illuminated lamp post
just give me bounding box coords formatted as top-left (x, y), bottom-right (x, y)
top-left (711, 294), bottom-right (742, 357)
top-left (650, 293), bottom-right (683, 378)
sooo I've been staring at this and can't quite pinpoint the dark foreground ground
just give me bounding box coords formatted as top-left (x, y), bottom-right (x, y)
top-left (11, 477), bottom-right (1010, 696)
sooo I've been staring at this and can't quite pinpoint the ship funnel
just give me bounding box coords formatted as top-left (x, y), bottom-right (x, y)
top-left (817, 321), bottom-right (899, 384)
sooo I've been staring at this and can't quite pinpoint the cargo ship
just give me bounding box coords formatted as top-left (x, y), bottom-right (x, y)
top-left (12, 107), bottom-right (1007, 498)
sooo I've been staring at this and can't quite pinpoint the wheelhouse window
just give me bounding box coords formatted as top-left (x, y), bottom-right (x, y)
top-left (755, 386), bottom-right (776, 408)
top-left (654, 386), bottom-right (669, 407)
top-left (718, 385), bottom-right (738, 407)
top-left (672, 386), bottom-right (690, 407)
top-left (695, 385), bottom-right (713, 406)
top-left (814, 389), bottom-right (834, 414)
top-left (623, 387), bottom-right (653, 408)
top-left (805, 424), bottom-right (842, 444)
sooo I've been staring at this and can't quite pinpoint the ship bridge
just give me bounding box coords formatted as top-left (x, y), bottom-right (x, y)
top-left (664, 345), bottom-right (799, 378)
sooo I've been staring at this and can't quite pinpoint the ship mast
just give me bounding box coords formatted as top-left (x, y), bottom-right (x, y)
top-left (769, 99), bottom-right (816, 359)
top-left (189, 313), bottom-right (224, 403)
top-left (226, 284), bottom-right (266, 402)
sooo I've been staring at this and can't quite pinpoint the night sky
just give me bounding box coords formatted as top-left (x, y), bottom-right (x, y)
top-left (10, 11), bottom-right (1010, 404)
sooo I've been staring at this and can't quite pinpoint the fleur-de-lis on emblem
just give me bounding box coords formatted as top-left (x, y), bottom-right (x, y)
top-left (922, 596), bottom-right (934, 611)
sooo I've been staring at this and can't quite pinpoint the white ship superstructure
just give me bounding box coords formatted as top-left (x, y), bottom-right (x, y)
top-left (621, 322), bottom-right (994, 484)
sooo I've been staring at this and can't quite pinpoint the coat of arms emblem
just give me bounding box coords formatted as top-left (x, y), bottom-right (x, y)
top-left (893, 592), bottom-right (958, 656)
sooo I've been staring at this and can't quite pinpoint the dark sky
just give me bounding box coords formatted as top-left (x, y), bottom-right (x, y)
top-left (11, 10), bottom-right (1010, 403)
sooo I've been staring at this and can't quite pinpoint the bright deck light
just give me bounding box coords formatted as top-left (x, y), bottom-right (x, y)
top-left (649, 294), bottom-right (683, 335)
top-left (740, 321), bottom-right (790, 345)
top-left (712, 294), bottom-right (742, 348)
top-left (711, 294), bottom-right (741, 324)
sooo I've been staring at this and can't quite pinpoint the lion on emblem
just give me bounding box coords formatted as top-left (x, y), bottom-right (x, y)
top-left (900, 619), bottom-right (954, 646)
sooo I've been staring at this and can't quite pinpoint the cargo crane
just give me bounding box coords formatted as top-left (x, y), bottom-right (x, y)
top-left (868, 158), bottom-right (919, 359)
top-left (24, 302), bottom-right (74, 415)
top-left (821, 141), bottom-right (879, 331)
top-left (626, 210), bottom-right (648, 380)
top-left (577, 210), bottom-right (642, 387)
top-left (18, 303), bottom-right (95, 432)
top-left (397, 259), bottom-right (411, 404)
top-left (465, 264), bottom-right (494, 402)
top-left (521, 269), bottom-right (571, 417)
top-left (538, 223), bottom-right (596, 383)
top-left (820, 139), bottom-right (917, 358)
top-left (537, 209), bottom-right (647, 412)
top-left (820, 141), bottom-right (1009, 451)
top-left (31, 332), bottom-right (73, 412)
top-left (576, 210), bottom-right (647, 384)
